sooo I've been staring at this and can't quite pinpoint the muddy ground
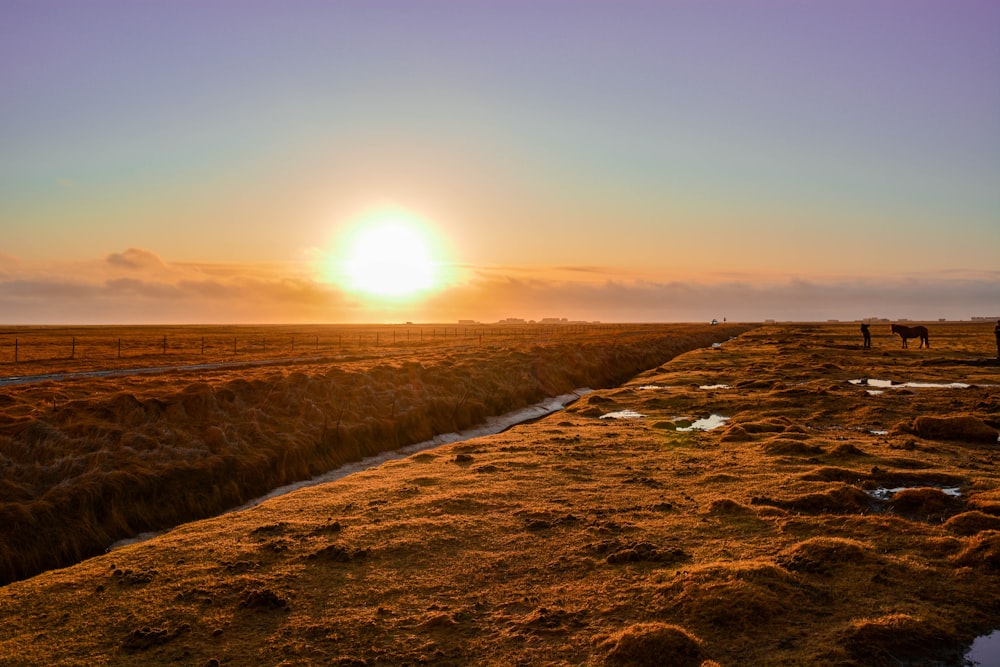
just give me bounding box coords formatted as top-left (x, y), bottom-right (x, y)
top-left (0, 322), bottom-right (998, 666)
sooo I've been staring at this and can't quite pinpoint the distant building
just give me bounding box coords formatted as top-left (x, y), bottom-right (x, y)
top-left (499, 318), bottom-right (526, 324)
top-left (457, 319), bottom-right (478, 325)
top-left (541, 317), bottom-right (568, 324)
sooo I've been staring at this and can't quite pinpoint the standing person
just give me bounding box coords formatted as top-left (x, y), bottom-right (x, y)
top-left (994, 320), bottom-right (1000, 359)
top-left (861, 322), bottom-right (871, 349)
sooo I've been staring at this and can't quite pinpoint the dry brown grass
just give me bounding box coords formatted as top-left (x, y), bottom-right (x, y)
top-left (0, 321), bottom-right (998, 666)
top-left (0, 323), bottom-right (746, 585)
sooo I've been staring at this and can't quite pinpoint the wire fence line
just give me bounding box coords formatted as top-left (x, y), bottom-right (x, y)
top-left (0, 324), bottom-right (622, 366)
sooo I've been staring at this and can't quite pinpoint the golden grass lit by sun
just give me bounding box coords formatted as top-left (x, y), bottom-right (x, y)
top-left (331, 208), bottom-right (444, 299)
top-left (2, 322), bottom-right (999, 665)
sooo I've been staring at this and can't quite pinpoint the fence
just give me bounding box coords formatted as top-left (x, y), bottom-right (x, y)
top-left (0, 324), bottom-right (621, 367)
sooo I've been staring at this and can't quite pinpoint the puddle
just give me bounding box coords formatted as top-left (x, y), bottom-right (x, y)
top-left (600, 410), bottom-right (645, 420)
top-left (676, 414), bottom-right (730, 432)
top-left (966, 630), bottom-right (1000, 666)
top-left (638, 385), bottom-right (671, 390)
top-left (866, 390), bottom-right (883, 396)
top-left (870, 430), bottom-right (889, 435)
top-left (867, 486), bottom-right (961, 501)
top-left (711, 342), bottom-right (723, 348)
top-left (850, 379), bottom-right (972, 389)
top-left (699, 384), bottom-right (731, 390)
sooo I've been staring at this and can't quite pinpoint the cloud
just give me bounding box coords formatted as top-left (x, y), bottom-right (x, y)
top-left (0, 250), bottom-right (997, 324)
top-left (0, 249), bottom-right (351, 324)
top-left (416, 271), bottom-right (1000, 324)
top-left (105, 247), bottom-right (168, 271)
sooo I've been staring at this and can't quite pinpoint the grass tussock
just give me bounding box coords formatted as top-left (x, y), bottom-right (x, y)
top-left (600, 622), bottom-right (705, 667)
top-left (777, 537), bottom-right (875, 574)
top-left (888, 487), bottom-right (963, 519)
top-left (840, 613), bottom-right (959, 667)
top-left (891, 414), bottom-right (999, 444)
top-left (662, 563), bottom-right (807, 629)
top-left (943, 511), bottom-right (1000, 536)
top-left (951, 531), bottom-right (1000, 570)
top-left (751, 484), bottom-right (873, 515)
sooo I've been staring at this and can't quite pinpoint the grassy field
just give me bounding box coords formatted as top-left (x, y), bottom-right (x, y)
top-left (0, 323), bottom-right (638, 374)
top-left (1, 321), bottom-right (998, 666)
top-left (0, 322), bottom-right (747, 586)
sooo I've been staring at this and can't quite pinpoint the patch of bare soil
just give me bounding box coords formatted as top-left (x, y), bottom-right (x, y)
top-left (0, 322), bottom-right (998, 666)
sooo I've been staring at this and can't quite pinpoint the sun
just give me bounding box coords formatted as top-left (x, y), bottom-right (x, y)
top-left (339, 213), bottom-right (440, 298)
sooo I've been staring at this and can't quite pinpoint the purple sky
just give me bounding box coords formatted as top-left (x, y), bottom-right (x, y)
top-left (1, 0), bottom-right (998, 323)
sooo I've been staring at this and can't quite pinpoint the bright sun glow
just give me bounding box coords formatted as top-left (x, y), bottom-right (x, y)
top-left (340, 214), bottom-right (439, 297)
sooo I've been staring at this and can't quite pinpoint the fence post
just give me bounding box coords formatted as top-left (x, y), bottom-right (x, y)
top-left (202, 337), bottom-right (205, 355)
top-left (263, 336), bottom-right (266, 354)
top-left (71, 336), bottom-right (75, 359)
top-left (14, 339), bottom-right (17, 363)
top-left (163, 335), bottom-right (167, 354)
top-left (118, 338), bottom-right (121, 358)
top-left (234, 337), bottom-right (237, 354)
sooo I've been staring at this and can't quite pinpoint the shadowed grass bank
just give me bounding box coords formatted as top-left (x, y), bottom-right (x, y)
top-left (0, 324), bottom-right (749, 585)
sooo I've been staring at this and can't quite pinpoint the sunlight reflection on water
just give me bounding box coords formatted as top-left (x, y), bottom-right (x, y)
top-left (850, 378), bottom-right (972, 389)
top-left (599, 410), bottom-right (645, 420)
top-left (676, 414), bottom-right (730, 432)
top-left (866, 486), bottom-right (961, 501)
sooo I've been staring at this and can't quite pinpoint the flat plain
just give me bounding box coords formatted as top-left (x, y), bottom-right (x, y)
top-left (1, 322), bottom-right (999, 666)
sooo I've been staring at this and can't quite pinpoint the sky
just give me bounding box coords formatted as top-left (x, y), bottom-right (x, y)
top-left (1, 0), bottom-right (998, 324)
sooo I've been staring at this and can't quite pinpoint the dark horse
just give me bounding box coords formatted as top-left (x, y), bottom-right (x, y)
top-left (891, 324), bottom-right (929, 349)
